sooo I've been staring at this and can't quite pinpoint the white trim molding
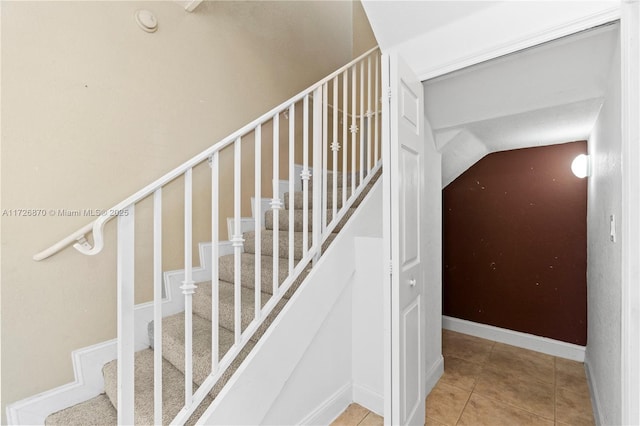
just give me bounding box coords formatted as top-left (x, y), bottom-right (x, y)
top-left (425, 356), bottom-right (444, 396)
top-left (352, 383), bottom-right (384, 417)
top-left (6, 240), bottom-right (234, 425)
top-left (442, 316), bottom-right (586, 362)
top-left (411, 4), bottom-right (622, 81)
top-left (585, 356), bottom-right (605, 426)
top-left (6, 340), bottom-right (117, 425)
top-left (620, 1), bottom-right (640, 424)
top-left (299, 382), bottom-right (352, 426)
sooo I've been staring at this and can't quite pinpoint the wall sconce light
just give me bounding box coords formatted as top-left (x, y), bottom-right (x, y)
top-left (571, 154), bottom-right (591, 178)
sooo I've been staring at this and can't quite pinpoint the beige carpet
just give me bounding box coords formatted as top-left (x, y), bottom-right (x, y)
top-left (45, 171), bottom-right (379, 425)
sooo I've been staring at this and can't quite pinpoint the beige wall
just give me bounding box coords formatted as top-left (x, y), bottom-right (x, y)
top-left (1, 0), bottom-right (375, 418)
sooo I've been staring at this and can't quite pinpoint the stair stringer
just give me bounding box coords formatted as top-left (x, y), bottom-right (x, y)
top-left (196, 181), bottom-right (383, 425)
top-left (5, 240), bottom-right (232, 425)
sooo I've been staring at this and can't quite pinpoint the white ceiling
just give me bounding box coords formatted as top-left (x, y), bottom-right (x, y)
top-left (361, 1), bottom-right (620, 187)
top-left (359, 1), bottom-right (499, 50)
top-left (425, 23), bottom-right (619, 186)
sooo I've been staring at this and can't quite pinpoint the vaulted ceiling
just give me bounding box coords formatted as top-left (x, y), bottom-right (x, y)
top-left (425, 24), bottom-right (619, 186)
top-left (361, 1), bottom-right (620, 186)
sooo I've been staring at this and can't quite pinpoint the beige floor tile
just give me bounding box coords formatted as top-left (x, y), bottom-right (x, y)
top-left (474, 364), bottom-right (555, 420)
top-left (358, 412), bottom-right (384, 426)
top-left (442, 330), bottom-right (494, 365)
top-left (331, 403), bottom-right (369, 426)
top-left (440, 356), bottom-right (484, 391)
top-left (425, 416), bottom-right (448, 426)
top-left (555, 387), bottom-right (595, 425)
top-left (425, 381), bottom-right (471, 425)
top-left (486, 343), bottom-right (555, 384)
top-left (555, 358), bottom-right (590, 398)
top-left (458, 394), bottom-right (554, 426)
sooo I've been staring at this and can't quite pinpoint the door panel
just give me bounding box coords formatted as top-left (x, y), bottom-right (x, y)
top-left (383, 52), bottom-right (426, 426)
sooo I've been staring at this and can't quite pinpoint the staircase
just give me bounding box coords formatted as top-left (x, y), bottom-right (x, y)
top-left (20, 47), bottom-right (382, 425)
top-left (45, 171), bottom-right (378, 425)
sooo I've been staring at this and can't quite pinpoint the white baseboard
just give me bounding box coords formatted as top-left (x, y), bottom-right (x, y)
top-left (425, 355), bottom-right (445, 396)
top-left (6, 240), bottom-right (235, 425)
top-left (352, 383), bottom-right (384, 417)
top-left (584, 357), bottom-right (604, 426)
top-left (442, 316), bottom-right (586, 362)
top-left (298, 382), bottom-right (352, 426)
top-left (6, 340), bottom-right (117, 425)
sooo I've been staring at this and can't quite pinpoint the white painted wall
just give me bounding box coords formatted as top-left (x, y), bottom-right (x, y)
top-left (352, 237), bottom-right (385, 414)
top-left (422, 112), bottom-right (444, 392)
top-left (585, 35), bottom-right (622, 426)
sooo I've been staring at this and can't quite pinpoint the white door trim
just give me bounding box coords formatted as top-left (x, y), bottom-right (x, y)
top-left (620, 1), bottom-right (640, 424)
top-left (416, 5), bottom-right (621, 81)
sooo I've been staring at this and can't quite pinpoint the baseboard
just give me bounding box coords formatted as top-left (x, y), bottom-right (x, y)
top-left (425, 355), bottom-right (445, 395)
top-left (298, 382), bottom-right (352, 426)
top-left (6, 240), bottom-right (235, 425)
top-left (584, 357), bottom-right (604, 425)
top-left (5, 340), bottom-right (117, 425)
top-left (352, 383), bottom-right (384, 417)
top-left (442, 316), bottom-right (586, 362)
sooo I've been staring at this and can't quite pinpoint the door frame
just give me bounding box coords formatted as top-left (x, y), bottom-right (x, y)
top-left (380, 3), bottom-right (639, 425)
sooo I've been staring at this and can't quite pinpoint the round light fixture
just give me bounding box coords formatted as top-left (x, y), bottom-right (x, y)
top-left (571, 154), bottom-right (590, 178)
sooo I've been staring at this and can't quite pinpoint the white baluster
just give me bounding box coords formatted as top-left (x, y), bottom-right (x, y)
top-left (232, 138), bottom-right (244, 345)
top-left (322, 82), bottom-right (328, 231)
top-left (302, 95), bottom-right (310, 256)
top-left (210, 152), bottom-right (219, 373)
top-left (351, 65), bottom-right (357, 198)
top-left (342, 70), bottom-right (348, 209)
top-left (367, 55), bottom-right (373, 174)
top-left (331, 76), bottom-right (339, 219)
top-left (359, 61), bottom-right (365, 184)
top-left (153, 190), bottom-right (163, 426)
top-left (254, 126), bottom-right (262, 320)
top-left (288, 104), bottom-right (295, 274)
top-left (181, 169), bottom-right (196, 408)
top-left (272, 114), bottom-right (281, 294)
top-left (312, 87), bottom-right (323, 263)
top-left (117, 205), bottom-right (135, 426)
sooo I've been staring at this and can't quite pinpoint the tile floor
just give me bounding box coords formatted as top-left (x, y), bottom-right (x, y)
top-left (331, 330), bottom-right (594, 426)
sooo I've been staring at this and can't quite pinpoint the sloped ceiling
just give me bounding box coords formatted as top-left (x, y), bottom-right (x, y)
top-left (425, 23), bottom-right (618, 186)
top-left (361, 2), bottom-right (619, 187)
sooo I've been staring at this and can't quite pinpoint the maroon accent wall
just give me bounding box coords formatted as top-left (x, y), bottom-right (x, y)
top-left (443, 141), bottom-right (587, 345)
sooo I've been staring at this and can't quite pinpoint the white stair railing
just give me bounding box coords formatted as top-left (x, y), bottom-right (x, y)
top-left (33, 47), bottom-right (382, 424)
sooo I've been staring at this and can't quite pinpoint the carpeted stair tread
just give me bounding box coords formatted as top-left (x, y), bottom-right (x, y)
top-left (218, 253), bottom-right (290, 294)
top-left (45, 394), bottom-right (117, 425)
top-left (102, 349), bottom-right (212, 425)
top-left (243, 230), bottom-right (310, 260)
top-left (191, 279), bottom-right (274, 332)
top-left (283, 188), bottom-right (367, 210)
top-left (264, 208), bottom-right (356, 232)
top-left (159, 312), bottom-right (255, 390)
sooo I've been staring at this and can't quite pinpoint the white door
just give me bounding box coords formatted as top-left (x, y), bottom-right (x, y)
top-left (382, 52), bottom-right (426, 426)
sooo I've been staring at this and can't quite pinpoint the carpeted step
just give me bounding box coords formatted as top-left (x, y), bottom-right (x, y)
top-left (46, 394), bottom-right (117, 425)
top-left (157, 313), bottom-right (255, 394)
top-left (264, 208), bottom-right (356, 232)
top-left (102, 348), bottom-right (212, 425)
top-left (284, 189), bottom-right (355, 210)
top-left (243, 230), bottom-right (310, 260)
top-left (308, 172), bottom-right (361, 189)
top-left (191, 280), bottom-right (274, 332)
top-left (217, 253), bottom-right (290, 294)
